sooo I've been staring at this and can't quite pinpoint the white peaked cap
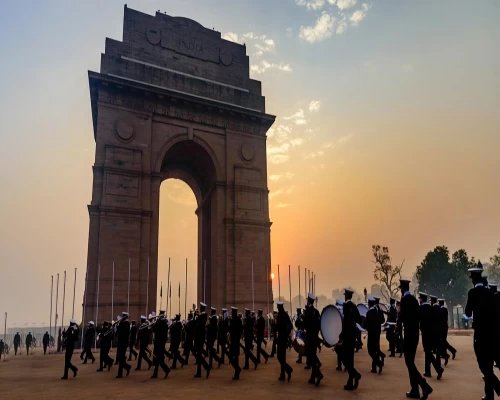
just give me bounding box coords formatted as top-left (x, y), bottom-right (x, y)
top-left (211, 307), bottom-right (216, 311)
top-left (200, 302), bottom-right (207, 307)
top-left (368, 296), bottom-right (376, 302)
top-left (276, 301), bottom-right (284, 306)
top-left (231, 306), bottom-right (238, 310)
top-left (122, 311), bottom-right (129, 316)
top-left (89, 321), bottom-right (95, 325)
top-left (70, 319), bottom-right (76, 324)
top-left (150, 312), bottom-right (156, 317)
top-left (140, 315), bottom-right (147, 319)
top-left (308, 292), bottom-right (316, 301)
top-left (335, 299), bottom-right (344, 305)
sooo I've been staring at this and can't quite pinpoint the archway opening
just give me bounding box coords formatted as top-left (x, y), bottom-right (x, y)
top-left (157, 179), bottom-right (198, 317)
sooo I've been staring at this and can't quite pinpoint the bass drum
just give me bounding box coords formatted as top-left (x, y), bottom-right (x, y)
top-left (379, 303), bottom-right (389, 324)
top-left (292, 330), bottom-right (307, 355)
top-left (357, 303), bottom-right (369, 319)
top-left (320, 305), bottom-right (343, 348)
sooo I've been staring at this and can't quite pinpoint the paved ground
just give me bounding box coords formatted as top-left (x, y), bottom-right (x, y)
top-left (0, 335), bottom-right (490, 400)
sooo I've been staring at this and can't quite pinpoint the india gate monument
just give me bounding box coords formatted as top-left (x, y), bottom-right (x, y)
top-left (84, 6), bottom-right (275, 322)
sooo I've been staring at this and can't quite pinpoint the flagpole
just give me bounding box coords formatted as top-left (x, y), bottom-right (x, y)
top-left (81, 269), bottom-right (88, 349)
top-left (55, 273), bottom-right (59, 351)
top-left (298, 265), bottom-right (301, 310)
top-left (127, 258), bottom-right (131, 314)
top-left (61, 271), bottom-right (66, 333)
top-left (72, 268), bottom-right (77, 319)
top-left (111, 261), bottom-right (115, 321)
top-left (203, 259), bottom-right (206, 304)
top-left (95, 264), bottom-right (100, 350)
top-left (169, 282), bottom-right (172, 317)
top-left (146, 256), bottom-right (150, 316)
top-left (3, 312), bottom-right (6, 342)
top-left (49, 275), bottom-right (53, 354)
top-left (288, 265), bottom-right (292, 313)
top-left (178, 282), bottom-right (180, 315)
top-left (167, 258), bottom-right (171, 315)
top-left (304, 268), bottom-right (307, 300)
top-left (184, 258), bottom-right (187, 319)
top-left (277, 264), bottom-right (281, 301)
top-left (251, 261), bottom-right (255, 312)
top-left (160, 281), bottom-right (163, 311)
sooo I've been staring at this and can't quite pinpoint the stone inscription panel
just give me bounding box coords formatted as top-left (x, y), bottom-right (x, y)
top-left (105, 173), bottom-right (140, 198)
top-left (235, 167), bottom-right (261, 187)
top-left (104, 145), bottom-right (142, 171)
top-left (237, 191), bottom-right (261, 211)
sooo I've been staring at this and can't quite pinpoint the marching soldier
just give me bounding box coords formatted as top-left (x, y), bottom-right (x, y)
top-left (116, 312), bottom-right (132, 378)
top-left (218, 308), bottom-right (229, 365)
top-left (490, 284), bottom-right (500, 369)
top-left (194, 302), bottom-right (211, 378)
top-left (135, 315), bottom-right (152, 370)
top-left (128, 320), bottom-right (138, 361)
top-left (419, 293), bottom-right (443, 380)
top-left (304, 293), bottom-right (323, 386)
top-left (183, 311), bottom-right (195, 365)
top-left (373, 296), bottom-right (386, 364)
top-left (364, 297), bottom-right (383, 374)
top-left (295, 307), bottom-right (304, 364)
top-left (25, 332), bottom-right (32, 355)
top-left (465, 263), bottom-right (500, 399)
top-left (170, 314), bottom-right (186, 369)
top-left (14, 332), bottom-right (20, 355)
top-left (43, 331), bottom-right (50, 355)
top-left (276, 301), bottom-right (293, 382)
top-left (243, 308), bottom-right (258, 370)
top-left (0, 339), bottom-right (4, 361)
top-left (82, 321), bottom-right (96, 364)
top-left (61, 319), bottom-right (79, 379)
top-left (228, 306), bottom-right (243, 380)
top-left (399, 280), bottom-right (433, 400)
top-left (430, 295), bottom-right (444, 367)
top-left (207, 307), bottom-right (221, 369)
top-left (96, 321), bottom-right (114, 371)
top-left (396, 300), bottom-right (404, 357)
top-left (270, 311), bottom-right (278, 358)
top-left (151, 310), bottom-right (170, 379)
top-left (387, 298), bottom-right (398, 357)
top-left (113, 315), bottom-right (121, 365)
top-left (438, 299), bottom-right (456, 364)
top-left (339, 289), bottom-right (360, 390)
top-left (255, 309), bottom-right (269, 364)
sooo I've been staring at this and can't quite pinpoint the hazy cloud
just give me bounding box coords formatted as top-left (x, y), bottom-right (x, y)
top-left (286, 27), bottom-right (293, 37)
top-left (337, 0), bottom-right (357, 10)
top-left (275, 202), bottom-right (291, 208)
top-left (269, 189), bottom-right (283, 198)
top-left (222, 32), bottom-right (239, 42)
top-left (290, 138), bottom-right (304, 147)
top-left (269, 173), bottom-right (295, 181)
top-left (251, 60), bottom-right (293, 74)
top-left (338, 133), bottom-right (353, 143)
top-left (299, 12), bottom-right (336, 43)
top-left (268, 154), bottom-right (290, 164)
top-left (309, 100), bottom-right (321, 112)
top-left (350, 3), bottom-right (369, 26)
top-left (296, 0), bottom-right (326, 10)
top-left (284, 109), bottom-right (307, 125)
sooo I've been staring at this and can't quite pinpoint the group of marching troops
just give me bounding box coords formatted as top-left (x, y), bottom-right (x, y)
top-left (56, 262), bottom-right (499, 399)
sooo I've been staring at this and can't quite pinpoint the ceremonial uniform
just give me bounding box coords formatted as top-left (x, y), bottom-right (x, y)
top-left (364, 298), bottom-right (383, 373)
top-left (61, 320), bottom-right (79, 379)
top-left (218, 309), bottom-right (229, 364)
top-left (13, 332), bottom-right (20, 355)
top-left (96, 322), bottom-right (114, 371)
top-left (0, 340), bottom-right (4, 361)
top-left (419, 294), bottom-right (443, 379)
top-left (276, 302), bottom-right (293, 382)
top-left (228, 307), bottom-right (242, 380)
top-left (465, 267), bottom-right (500, 400)
top-left (183, 313), bottom-right (195, 364)
top-left (151, 312), bottom-right (170, 379)
top-left (304, 293), bottom-right (323, 386)
top-left (116, 313), bottom-right (132, 378)
top-left (128, 321), bottom-right (138, 361)
top-left (43, 331), bottom-right (49, 355)
top-left (170, 314), bottom-right (186, 369)
top-left (399, 282), bottom-right (432, 399)
top-left (194, 303), bottom-right (211, 378)
top-left (135, 317), bottom-right (152, 370)
top-left (373, 297), bottom-right (386, 363)
top-left (295, 308), bottom-right (304, 364)
top-left (256, 309), bottom-right (269, 364)
top-left (25, 332), bottom-right (32, 355)
top-left (270, 311), bottom-right (278, 357)
top-left (82, 322), bottom-right (96, 364)
top-left (207, 308), bottom-right (221, 368)
top-left (339, 290), bottom-right (361, 391)
top-left (386, 299), bottom-right (398, 357)
top-left (243, 309), bottom-right (258, 369)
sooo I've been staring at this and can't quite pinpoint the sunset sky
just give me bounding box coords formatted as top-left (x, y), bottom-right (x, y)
top-left (1, 0), bottom-right (499, 327)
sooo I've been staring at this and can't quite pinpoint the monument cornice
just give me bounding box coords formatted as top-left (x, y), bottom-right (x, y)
top-left (88, 71), bottom-right (275, 140)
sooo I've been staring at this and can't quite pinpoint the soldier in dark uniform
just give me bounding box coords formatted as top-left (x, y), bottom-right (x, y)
top-left (194, 302), bottom-right (211, 378)
top-left (387, 298), bottom-right (398, 357)
top-left (96, 321), bottom-right (114, 371)
top-left (430, 295), bottom-right (445, 368)
top-left (490, 284), bottom-right (500, 369)
top-left (183, 312), bottom-right (195, 365)
top-left (82, 321), bottom-right (96, 364)
top-left (270, 311), bottom-right (278, 358)
top-left (339, 289), bottom-right (361, 391)
top-left (255, 309), bottom-right (269, 364)
top-left (61, 319), bottom-right (79, 379)
top-left (14, 332), bottom-right (20, 355)
top-left (151, 310), bottom-right (170, 378)
top-left (243, 308), bottom-right (259, 370)
top-left (419, 293), bottom-right (443, 380)
top-left (304, 293), bottom-right (323, 386)
top-left (207, 307), bottom-right (221, 369)
top-left (43, 331), bottom-right (50, 355)
top-left (275, 301), bottom-right (293, 382)
top-left (127, 320), bottom-right (138, 361)
top-left (25, 332), bottom-right (32, 355)
top-left (294, 307), bottom-right (305, 364)
top-left (228, 306), bottom-right (243, 380)
top-left (373, 296), bottom-right (386, 364)
top-left (396, 300), bottom-right (404, 357)
top-left (0, 339), bottom-right (4, 361)
top-left (465, 264), bottom-right (500, 399)
top-left (170, 313), bottom-right (186, 369)
top-left (135, 316), bottom-right (152, 370)
top-left (116, 312), bottom-right (132, 378)
top-left (218, 308), bottom-right (229, 365)
top-left (364, 297), bottom-right (384, 374)
top-left (399, 280), bottom-right (433, 400)
top-left (437, 299), bottom-right (456, 365)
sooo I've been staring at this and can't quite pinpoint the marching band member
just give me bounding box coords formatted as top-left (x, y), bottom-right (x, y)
top-left (335, 299), bottom-right (345, 371)
top-left (14, 332), bottom-right (20, 355)
top-left (151, 310), bottom-right (170, 379)
top-left (373, 296), bottom-right (386, 365)
top-left (127, 320), bottom-right (138, 361)
top-left (96, 321), bottom-right (114, 372)
top-left (183, 311), bottom-right (195, 365)
top-left (194, 302), bottom-right (211, 378)
top-left (228, 306), bottom-right (243, 380)
top-left (207, 307), bottom-right (221, 369)
top-left (82, 321), bottom-right (96, 364)
top-left (399, 280), bottom-right (433, 399)
top-left (491, 284), bottom-right (500, 369)
top-left (465, 263), bottom-right (500, 400)
top-left (170, 314), bottom-right (185, 369)
top-left (61, 319), bottom-right (79, 379)
top-left (430, 296), bottom-right (444, 369)
top-left (116, 312), bottom-right (132, 378)
top-left (243, 308), bottom-right (259, 370)
top-left (294, 307), bottom-right (304, 365)
top-left (364, 297), bottom-right (383, 374)
top-left (256, 309), bottom-right (269, 364)
top-left (43, 331), bottom-right (50, 355)
top-left (438, 299), bottom-right (456, 365)
top-left (276, 301), bottom-right (293, 382)
top-left (419, 293), bottom-right (443, 380)
top-left (304, 293), bottom-right (323, 386)
top-left (218, 308), bottom-right (229, 365)
top-left (339, 289), bottom-right (361, 391)
top-left (135, 315), bottom-right (152, 371)
top-left (25, 332), bottom-right (32, 355)
top-left (387, 298), bottom-right (398, 357)
top-left (113, 315), bottom-right (122, 365)
top-left (269, 311), bottom-right (278, 358)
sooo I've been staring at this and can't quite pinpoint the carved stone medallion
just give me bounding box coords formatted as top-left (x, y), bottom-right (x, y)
top-left (115, 120), bottom-right (135, 142)
top-left (241, 143), bottom-right (254, 162)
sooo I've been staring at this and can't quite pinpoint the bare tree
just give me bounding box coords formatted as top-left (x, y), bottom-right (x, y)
top-left (372, 245), bottom-right (404, 302)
